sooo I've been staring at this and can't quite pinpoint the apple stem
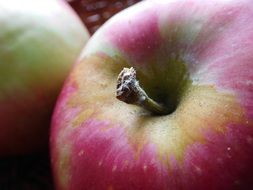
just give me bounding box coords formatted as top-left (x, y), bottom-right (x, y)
top-left (116, 67), bottom-right (169, 115)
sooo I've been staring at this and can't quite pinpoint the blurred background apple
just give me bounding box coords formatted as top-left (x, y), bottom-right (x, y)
top-left (0, 0), bottom-right (89, 155)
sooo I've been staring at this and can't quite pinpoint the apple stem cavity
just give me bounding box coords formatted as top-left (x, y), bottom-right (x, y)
top-left (116, 67), bottom-right (169, 115)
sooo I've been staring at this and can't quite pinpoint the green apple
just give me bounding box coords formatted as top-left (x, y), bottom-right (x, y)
top-left (0, 0), bottom-right (89, 155)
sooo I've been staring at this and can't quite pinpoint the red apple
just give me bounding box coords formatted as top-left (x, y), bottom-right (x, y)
top-left (0, 0), bottom-right (89, 155)
top-left (51, 0), bottom-right (253, 189)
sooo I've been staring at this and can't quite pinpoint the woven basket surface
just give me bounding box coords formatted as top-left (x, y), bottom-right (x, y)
top-left (1, 0), bottom-right (140, 189)
top-left (69, 0), bottom-right (142, 34)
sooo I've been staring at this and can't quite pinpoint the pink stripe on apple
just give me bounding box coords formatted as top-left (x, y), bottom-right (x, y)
top-left (104, 3), bottom-right (162, 65)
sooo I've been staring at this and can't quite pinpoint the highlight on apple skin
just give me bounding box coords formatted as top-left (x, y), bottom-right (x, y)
top-left (0, 0), bottom-right (90, 155)
top-left (51, 0), bottom-right (253, 189)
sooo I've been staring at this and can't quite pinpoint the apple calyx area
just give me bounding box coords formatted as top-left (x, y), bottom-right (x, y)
top-left (116, 67), bottom-right (169, 115)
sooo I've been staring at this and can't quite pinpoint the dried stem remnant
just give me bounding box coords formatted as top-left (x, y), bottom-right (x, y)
top-left (116, 67), bottom-right (169, 115)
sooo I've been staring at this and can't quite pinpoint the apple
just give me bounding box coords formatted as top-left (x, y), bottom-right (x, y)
top-left (51, 0), bottom-right (253, 189)
top-left (0, 0), bottom-right (89, 155)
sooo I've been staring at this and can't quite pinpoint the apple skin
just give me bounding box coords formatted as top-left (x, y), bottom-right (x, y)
top-left (51, 0), bottom-right (253, 189)
top-left (0, 0), bottom-right (89, 155)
